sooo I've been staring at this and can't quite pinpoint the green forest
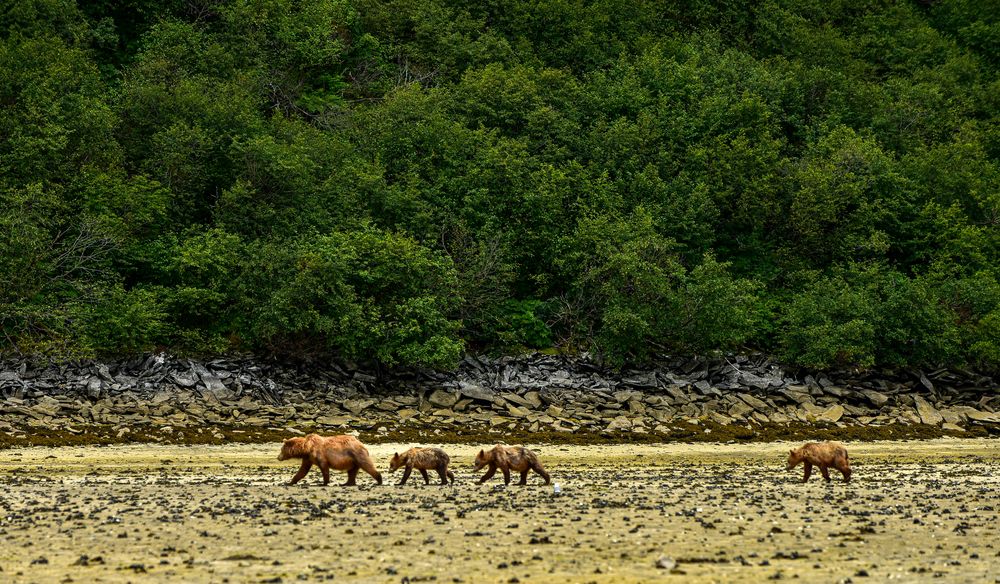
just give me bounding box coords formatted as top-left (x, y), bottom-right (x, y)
top-left (2, 0), bottom-right (999, 370)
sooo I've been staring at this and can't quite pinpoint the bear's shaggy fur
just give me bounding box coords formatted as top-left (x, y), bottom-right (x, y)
top-left (389, 447), bottom-right (455, 485)
top-left (474, 445), bottom-right (550, 485)
top-left (787, 441), bottom-right (851, 483)
top-left (279, 434), bottom-right (382, 486)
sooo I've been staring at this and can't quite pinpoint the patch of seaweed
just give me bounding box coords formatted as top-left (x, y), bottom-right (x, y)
top-left (0, 418), bottom-right (994, 449)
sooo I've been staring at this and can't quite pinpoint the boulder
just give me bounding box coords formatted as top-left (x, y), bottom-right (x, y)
top-left (627, 400), bottom-right (646, 415)
top-left (709, 411), bottom-right (733, 426)
top-left (737, 392), bottom-right (769, 412)
top-left (86, 377), bottom-right (103, 400)
top-left (605, 415), bottom-right (632, 432)
top-left (858, 389), bottom-right (889, 407)
top-left (817, 404), bottom-right (845, 423)
top-left (913, 396), bottom-right (943, 426)
top-left (506, 404), bottom-right (530, 418)
top-left (343, 398), bottom-right (375, 415)
top-left (458, 382), bottom-right (495, 402)
top-left (728, 402), bottom-right (754, 420)
top-left (965, 409), bottom-right (1000, 424)
top-left (738, 371), bottom-right (774, 390)
top-left (663, 385), bottom-right (691, 404)
top-left (315, 415), bottom-right (353, 427)
top-left (612, 390), bottom-right (640, 403)
top-left (427, 389), bottom-right (459, 409)
top-left (778, 387), bottom-right (813, 405)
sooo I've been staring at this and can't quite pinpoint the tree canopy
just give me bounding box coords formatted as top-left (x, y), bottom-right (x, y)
top-left (2, 0), bottom-right (999, 369)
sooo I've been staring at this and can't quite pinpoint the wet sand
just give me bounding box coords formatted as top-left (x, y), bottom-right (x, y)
top-left (1, 439), bottom-right (998, 583)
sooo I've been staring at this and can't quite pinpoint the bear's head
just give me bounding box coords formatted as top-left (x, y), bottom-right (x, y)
top-left (786, 448), bottom-right (803, 470)
top-left (389, 452), bottom-right (403, 472)
top-left (474, 448), bottom-right (490, 470)
top-left (279, 437), bottom-right (306, 461)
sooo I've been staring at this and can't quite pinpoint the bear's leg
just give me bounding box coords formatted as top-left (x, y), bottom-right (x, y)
top-left (355, 453), bottom-right (383, 485)
top-left (399, 465), bottom-right (412, 486)
top-left (802, 462), bottom-right (812, 482)
top-left (343, 465), bottom-right (359, 487)
top-left (479, 464), bottom-right (496, 484)
top-left (419, 469), bottom-right (430, 484)
top-left (501, 467), bottom-right (511, 485)
top-left (320, 462), bottom-right (331, 485)
top-left (820, 466), bottom-right (831, 481)
top-left (446, 469), bottom-right (455, 484)
top-left (841, 465), bottom-right (852, 483)
top-left (435, 466), bottom-right (448, 485)
top-left (290, 460), bottom-right (312, 485)
top-left (534, 464), bottom-right (551, 485)
top-left (518, 470), bottom-right (529, 485)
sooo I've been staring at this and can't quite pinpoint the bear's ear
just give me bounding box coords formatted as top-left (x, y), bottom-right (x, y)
top-left (478, 449), bottom-right (485, 456)
top-left (789, 449), bottom-right (795, 455)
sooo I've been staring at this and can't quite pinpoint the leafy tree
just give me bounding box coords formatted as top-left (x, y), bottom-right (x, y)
top-left (239, 228), bottom-right (463, 367)
top-left (1, 0), bottom-right (999, 369)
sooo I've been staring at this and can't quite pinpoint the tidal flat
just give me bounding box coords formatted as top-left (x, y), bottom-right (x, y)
top-left (1, 439), bottom-right (998, 583)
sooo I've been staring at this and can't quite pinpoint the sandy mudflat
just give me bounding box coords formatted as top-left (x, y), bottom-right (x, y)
top-left (1, 439), bottom-right (999, 583)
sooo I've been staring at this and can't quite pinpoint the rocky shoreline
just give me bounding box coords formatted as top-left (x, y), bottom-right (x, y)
top-left (1, 352), bottom-right (998, 447)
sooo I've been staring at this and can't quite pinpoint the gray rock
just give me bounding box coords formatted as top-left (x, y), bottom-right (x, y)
top-left (497, 393), bottom-right (528, 410)
top-left (427, 389), bottom-right (459, 409)
top-left (965, 409), bottom-right (1000, 424)
top-left (96, 364), bottom-right (113, 382)
top-left (458, 382), bottom-right (494, 402)
top-left (506, 404), bottom-right (530, 418)
top-left (605, 415), bottom-right (631, 432)
top-left (728, 402), bottom-right (753, 420)
top-left (823, 385), bottom-right (848, 398)
top-left (859, 389), bottom-right (889, 407)
top-left (396, 408), bottom-right (418, 421)
top-left (315, 415), bottom-right (353, 426)
top-left (709, 411), bottom-right (733, 425)
top-left (612, 390), bottom-right (641, 403)
top-left (342, 398), bottom-right (375, 415)
top-left (522, 391), bottom-right (542, 408)
top-left (663, 385), bottom-right (690, 404)
top-left (200, 374), bottom-right (226, 392)
top-left (914, 396), bottom-right (943, 426)
top-left (648, 408), bottom-right (675, 424)
top-left (352, 372), bottom-right (377, 383)
top-left (939, 408), bottom-right (963, 425)
top-left (738, 371), bottom-right (772, 390)
top-left (621, 373), bottom-right (657, 388)
top-left (737, 392), bottom-right (769, 412)
top-left (655, 556), bottom-right (676, 570)
top-left (627, 399), bottom-right (646, 415)
top-left (86, 377), bottom-right (103, 400)
top-left (817, 404), bottom-right (844, 423)
top-left (779, 387), bottom-right (813, 405)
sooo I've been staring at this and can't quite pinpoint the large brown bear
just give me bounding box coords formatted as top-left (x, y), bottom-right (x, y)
top-left (787, 441), bottom-right (851, 483)
top-left (278, 434), bottom-right (382, 486)
top-left (389, 447), bottom-right (455, 485)
top-left (474, 445), bottom-right (550, 485)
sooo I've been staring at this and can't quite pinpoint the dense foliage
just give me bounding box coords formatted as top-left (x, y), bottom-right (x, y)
top-left (2, 0), bottom-right (999, 369)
